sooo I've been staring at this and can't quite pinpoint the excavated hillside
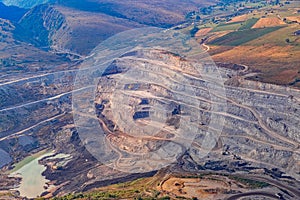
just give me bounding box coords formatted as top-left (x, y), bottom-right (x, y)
top-left (0, 44), bottom-right (299, 197)
top-left (91, 48), bottom-right (300, 178)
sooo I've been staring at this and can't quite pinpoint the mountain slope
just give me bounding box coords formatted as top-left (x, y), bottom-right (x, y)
top-left (0, 2), bottom-right (28, 22)
top-left (57, 0), bottom-right (216, 27)
top-left (15, 4), bottom-right (143, 55)
top-left (0, 0), bottom-right (53, 8)
top-left (7, 0), bottom-right (217, 55)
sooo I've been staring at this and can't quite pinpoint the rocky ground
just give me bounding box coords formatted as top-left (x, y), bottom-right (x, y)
top-left (0, 1), bottom-right (299, 199)
top-left (2, 45), bottom-right (299, 199)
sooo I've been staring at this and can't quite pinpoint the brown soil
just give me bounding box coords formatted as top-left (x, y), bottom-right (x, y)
top-left (252, 17), bottom-right (286, 28)
top-left (286, 16), bottom-right (300, 23)
top-left (229, 14), bottom-right (249, 23)
top-left (195, 28), bottom-right (213, 38)
top-left (210, 44), bottom-right (300, 86)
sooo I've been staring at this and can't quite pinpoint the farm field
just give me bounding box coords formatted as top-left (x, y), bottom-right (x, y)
top-left (252, 17), bottom-right (286, 28)
top-left (209, 26), bottom-right (283, 46)
top-left (192, 0), bottom-right (300, 87)
top-left (211, 21), bottom-right (242, 32)
top-left (238, 18), bottom-right (260, 30)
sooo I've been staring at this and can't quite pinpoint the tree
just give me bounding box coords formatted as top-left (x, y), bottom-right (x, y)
top-left (190, 26), bottom-right (199, 37)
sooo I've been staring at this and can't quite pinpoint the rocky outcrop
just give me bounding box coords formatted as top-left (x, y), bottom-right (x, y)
top-left (17, 4), bottom-right (67, 48)
top-left (0, 46), bottom-right (299, 194)
top-left (58, 0), bottom-right (215, 28)
top-left (15, 4), bottom-right (142, 55)
top-left (91, 49), bottom-right (300, 178)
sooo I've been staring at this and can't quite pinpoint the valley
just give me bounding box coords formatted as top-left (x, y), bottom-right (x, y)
top-left (0, 0), bottom-right (299, 199)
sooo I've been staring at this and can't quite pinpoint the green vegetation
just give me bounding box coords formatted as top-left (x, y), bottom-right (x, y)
top-left (209, 26), bottom-right (283, 46)
top-left (246, 25), bottom-right (300, 47)
top-left (0, 58), bottom-right (17, 67)
top-left (47, 172), bottom-right (274, 200)
top-left (50, 190), bottom-right (162, 200)
top-left (212, 21), bottom-right (242, 32)
top-left (179, 173), bottom-right (269, 189)
top-left (229, 176), bottom-right (269, 189)
top-left (158, 196), bottom-right (171, 200)
top-left (190, 26), bottom-right (200, 36)
top-left (238, 18), bottom-right (259, 30)
top-left (50, 177), bottom-right (163, 200)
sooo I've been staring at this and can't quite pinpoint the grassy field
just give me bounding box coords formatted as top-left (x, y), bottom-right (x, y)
top-left (228, 176), bottom-right (269, 189)
top-left (246, 24), bottom-right (300, 47)
top-left (205, 1), bottom-right (299, 88)
top-left (238, 18), bottom-right (259, 30)
top-left (209, 26), bottom-right (284, 46)
top-left (211, 21), bottom-right (242, 32)
top-left (49, 177), bottom-right (164, 200)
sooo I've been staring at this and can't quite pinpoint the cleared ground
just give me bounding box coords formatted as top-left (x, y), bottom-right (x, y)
top-left (228, 14), bottom-right (249, 23)
top-left (252, 17), bottom-right (286, 28)
top-left (195, 0), bottom-right (300, 88)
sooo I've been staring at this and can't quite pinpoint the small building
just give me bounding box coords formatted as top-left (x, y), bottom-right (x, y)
top-left (294, 30), bottom-right (300, 36)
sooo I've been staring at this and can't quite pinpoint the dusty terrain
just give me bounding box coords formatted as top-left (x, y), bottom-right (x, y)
top-left (1, 44), bottom-right (299, 199)
top-left (194, 1), bottom-right (300, 88)
top-left (0, 0), bottom-right (299, 199)
top-left (252, 17), bottom-right (286, 28)
top-left (93, 48), bottom-right (300, 178)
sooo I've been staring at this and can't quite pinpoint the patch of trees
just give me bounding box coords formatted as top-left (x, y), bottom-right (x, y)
top-left (199, 6), bottom-right (214, 15)
top-left (190, 26), bottom-right (199, 37)
top-left (0, 58), bottom-right (16, 67)
top-left (285, 38), bottom-right (290, 43)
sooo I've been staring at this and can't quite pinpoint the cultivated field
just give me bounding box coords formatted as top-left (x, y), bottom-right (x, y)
top-left (252, 17), bottom-right (286, 28)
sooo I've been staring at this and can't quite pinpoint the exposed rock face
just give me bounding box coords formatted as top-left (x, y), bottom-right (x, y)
top-left (12, 0), bottom-right (217, 55)
top-left (16, 4), bottom-right (142, 55)
top-left (0, 44), bottom-right (299, 194)
top-left (0, 13), bottom-right (299, 195)
top-left (58, 0), bottom-right (216, 27)
top-left (91, 48), bottom-right (300, 178)
top-left (52, 6), bottom-right (142, 55)
top-left (17, 4), bottom-right (66, 48)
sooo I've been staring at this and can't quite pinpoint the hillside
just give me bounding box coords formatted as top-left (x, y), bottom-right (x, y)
top-left (13, 0), bottom-right (217, 55)
top-left (15, 4), bottom-right (143, 55)
top-left (0, 18), bottom-right (72, 78)
top-left (0, 0), bottom-right (54, 8)
top-left (0, 2), bottom-right (27, 21)
top-left (1, 0), bottom-right (217, 28)
top-left (57, 0), bottom-right (216, 28)
top-left (0, 0), bottom-right (300, 199)
top-left (192, 0), bottom-right (300, 88)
